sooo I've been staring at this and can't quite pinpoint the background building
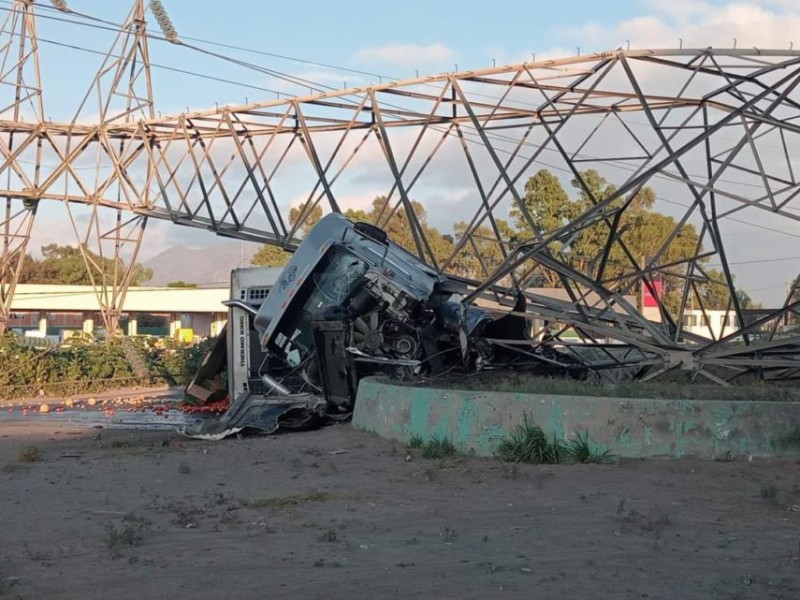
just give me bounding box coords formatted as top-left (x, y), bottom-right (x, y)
top-left (9, 284), bottom-right (230, 340)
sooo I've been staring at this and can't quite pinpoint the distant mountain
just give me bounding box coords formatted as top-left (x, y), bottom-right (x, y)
top-left (142, 242), bottom-right (259, 287)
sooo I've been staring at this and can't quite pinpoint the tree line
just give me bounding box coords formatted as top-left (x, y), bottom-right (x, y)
top-left (18, 244), bottom-right (153, 286)
top-left (13, 169), bottom-right (754, 313)
top-left (253, 168), bottom-right (753, 312)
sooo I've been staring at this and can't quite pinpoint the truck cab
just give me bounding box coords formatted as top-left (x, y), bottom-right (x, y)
top-left (254, 213), bottom-right (453, 382)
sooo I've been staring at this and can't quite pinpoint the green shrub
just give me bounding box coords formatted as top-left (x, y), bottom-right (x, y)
top-left (104, 513), bottom-right (151, 558)
top-left (407, 434), bottom-right (424, 449)
top-left (496, 416), bottom-right (614, 465)
top-left (496, 414), bottom-right (567, 464)
top-left (422, 435), bottom-right (456, 459)
top-left (0, 334), bottom-right (216, 399)
top-left (567, 430), bottom-right (615, 464)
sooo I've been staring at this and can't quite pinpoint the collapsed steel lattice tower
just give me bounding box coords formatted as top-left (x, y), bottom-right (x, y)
top-left (0, 0), bottom-right (799, 382)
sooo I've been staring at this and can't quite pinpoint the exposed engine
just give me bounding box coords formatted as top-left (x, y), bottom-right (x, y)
top-left (182, 213), bottom-right (586, 440)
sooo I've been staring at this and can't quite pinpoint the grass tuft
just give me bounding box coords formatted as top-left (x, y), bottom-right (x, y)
top-left (496, 414), bottom-right (566, 464)
top-left (105, 513), bottom-right (151, 559)
top-left (422, 436), bottom-right (456, 459)
top-left (496, 416), bottom-right (614, 465)
top-left (247, 491), bottom-right (331, 509)
top-left (759, 483), bottom-right (778, 502)
top-left (16, 445), bottom-right (42, 463)
top-left (407, 435), bottom-right (424, 449)
top-left (567, 431), bottom-right (615, 464)
top-left (757, 481), bottom-right (800, 510)
top-left (318, 528), bottom-right (340, 543)
top-left (759, 482), bottom-right (785, 509)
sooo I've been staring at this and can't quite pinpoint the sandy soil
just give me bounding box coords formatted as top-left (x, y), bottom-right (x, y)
top-left (1, 418), bottom-right (799, 599)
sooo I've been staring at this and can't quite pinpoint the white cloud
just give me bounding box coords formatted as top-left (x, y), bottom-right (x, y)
top-left (642, 0), bottom-right (714, 23)
top-left (268, 69), bottom-right (368, 97)
top-left (355, 43), bottom-right (456, 71)
top-left (554, 1), bottom-right (800, 51)
top-left (336, 190), bottom-right (386, 213)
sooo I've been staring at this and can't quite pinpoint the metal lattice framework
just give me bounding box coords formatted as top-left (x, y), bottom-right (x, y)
top-left (0, 0), bottom-right (42, 337)
top-left (1, 0), bottom-right (800, 383)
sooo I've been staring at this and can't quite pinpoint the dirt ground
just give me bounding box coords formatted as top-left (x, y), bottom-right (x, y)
top-left (1, 418), bottom-right (799, 600)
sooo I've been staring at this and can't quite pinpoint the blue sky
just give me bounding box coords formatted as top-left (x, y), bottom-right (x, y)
top-left (32, 0), bottom-right (799, 118)
top-left (16, 0), bottom-right (800, 304)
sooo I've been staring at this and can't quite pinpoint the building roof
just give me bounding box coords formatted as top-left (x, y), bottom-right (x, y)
top-left (11, 285), bottom-right (230, 313)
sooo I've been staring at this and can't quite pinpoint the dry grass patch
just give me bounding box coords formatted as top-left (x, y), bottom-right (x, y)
top-left (16, 445), bottom-right (42, 463)
top-left (247, 491), bottom-right (332, 509)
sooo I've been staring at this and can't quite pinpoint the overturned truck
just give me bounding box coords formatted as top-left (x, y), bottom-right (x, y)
top-left (182, 213), bottom-right (590, 439)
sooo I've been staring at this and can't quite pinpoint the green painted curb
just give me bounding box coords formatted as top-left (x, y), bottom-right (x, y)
top-left (353, 378), bottom-right (800, 459)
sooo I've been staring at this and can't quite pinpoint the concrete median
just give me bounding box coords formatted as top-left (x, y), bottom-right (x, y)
top-left (353, 377), bottom-right (800, 459)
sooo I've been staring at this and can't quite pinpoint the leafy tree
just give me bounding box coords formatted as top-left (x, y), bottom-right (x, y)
top-left (251, 244), bottom-right (291, 267)
top-left (621, 211), bottom-right (699, 314)
top-left (565, 170), bottom-right (623, 276)
top-left (288, 201), bottom-right (323, 236)
top-left (254, 197), bottom-right (454, 269)
top-left (565, 170), bottom-right (662, 280)
top-left (16, 253), bottom-right (40, 283)
top-left (631, 186), bottom-right (656, 211)
top-left (18, 244), bottom-right (152, 286)
top-left (508, 168), bottom-right (755, 318)
top-left (343, 208), bottom-right (371, 222)
top-left (510, 168), bottom-right (575, 241)
top-left (736, 289), bottom-right (755, 311)
top-left (693, 269), bottom-right (754, 312)
top-left (571, 168), bottom-right (617, 207)
top-left (368, 196), bottom-right (423, 253)
top-left (451, 219), bottom-right (516, 279)
top-left (788, 277), bottom-right (800, 305)
top-left (254, 169), bottom-right (755, 321)
top-left (511, 169), bottom-right (671, 282)
top-left (508, 169), bottom-right (581, 286)
top-left (785, 277), bottom-right (800, 327)
top-left (252, 200), bottom-right (324, 268)
top-left (357, 196), bottom-right (453, 265)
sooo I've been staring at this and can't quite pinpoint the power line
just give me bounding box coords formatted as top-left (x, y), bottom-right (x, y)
top-left (0, 3), bottom-right (335, 95)
top-left (7, 1), bottom-right (800, 262)
top-left (708, 255), bottom-right (800, 267)
top-left (0, 0), bottom-right (396, 83)
top-left (38, 37), bottom-right (284, 95)
top-left (14, 0), bottom-right (800, 212)
top-left (453, 128), bottom-right (800, 241)
top-left (174, 35), bottom-right (397, 83)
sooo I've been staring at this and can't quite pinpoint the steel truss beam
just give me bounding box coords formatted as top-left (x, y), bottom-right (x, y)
top-left (65, 0), bottom-right (153, 336)
top-left (1, 1), bottom-right (800, 380)
top-left (0, 0), bottom-right (42, 336)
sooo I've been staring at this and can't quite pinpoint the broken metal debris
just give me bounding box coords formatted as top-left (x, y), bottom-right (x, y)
top-left (181, 214), bottom-right (604, 439)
